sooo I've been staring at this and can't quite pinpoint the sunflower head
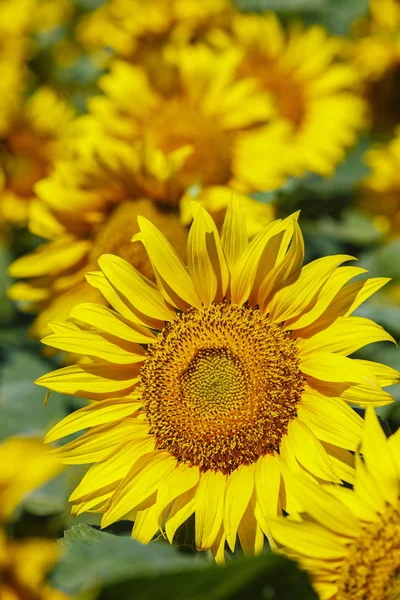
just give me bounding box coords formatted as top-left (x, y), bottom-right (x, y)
top-left (0, 86), bottom-right (75, 229)
top-left (37, 200), bottom-right (398, 560)
top-left (231, 12), bottom-right (367, 177)
top-left (0, 529), bottom-right (68, 600)
top-left (269, 407), bottom-right (400, 600)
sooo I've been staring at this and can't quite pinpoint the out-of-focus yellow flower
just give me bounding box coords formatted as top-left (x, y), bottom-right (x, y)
top-left (0, 0), bottom-right (36, 139)
top-left (360, 127), bottom-right (400, 235)
top-left (77, 0), bottom-right (233, 60)
top-left (0, 87), bottom-right (75, 230)
top-left (36, 201), bottom-right (397, 560)
top-left (0, 529), bottom-right (68, 600)
top-left (352, 0), bottom-right (400, 82)
top-left (230, 13), bottom-right (367, 177)
top-left (350, 0), bottom-right (400, 133)
top-left (8, 43), bottom-right (288, 342)
top-left (33, 0), bottom-right (75, 35)
top-left (269, 408), bottom-right (400, 600)
top-left (76, 44), bottom-right (295, 197)
top-left (0, 437), bottom-right (63, 524)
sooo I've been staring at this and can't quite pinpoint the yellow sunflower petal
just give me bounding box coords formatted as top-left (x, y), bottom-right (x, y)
top-left (221, 195), bottom-right (248, 272)
top-left (362, 407), bottom-right (399, 506)
top-left (298, 391), bottom-right (364, 450)
top-left (42, 330), bottom-right (147, 364)
top-left (187, 204), bottom-right (229, 304)
top-left (285, 475), bottom-right (361, 537)
top-left (258, 218), bottom-right (305, 311)
top-left (165, 487), bottom-right (197, 544)
top-left (156, 463), bottom-right (200, 518)
top-left (298, 316), bottom-right (395, 356)
top-left (286, 420), bottom-right (340, 482)
top-left (354, 452), bottom-right (386, 514)
top-left (98, 254), bottom-right (175, 322)
top-left (35, 363), bottom-right (141, 398)
top-left (70, 438), bottom-right (154, 501)
top-left (51, 422), bottom-right (148, 464)
top-left (195, 470), bottom-right (226, 550)
top-left (69, 303), bottom-right (156, 344)
top-left (230, 218), bottom-right (284, 305)
top-left (237, 491), bottom-right (264, 556)
top-left (268, 518), bottom-right (346, 560)
top-left (356, 360), bottom-right (400, 387)
top-left (224, 464), bottom-right (254, 551)
top-left (102, 451), bottom-right (176, 528)
top-left (255, 453), bottom-right (281, 521)
top-left (269, 254), bottom-right (354, 323)
top-left (301, 352), bottom-right (379, 388)
top-left (9, 238), bottom-right (91, 278)
top-left (132, 501), bottom-right (163, 544)
top-left (288, 266), bottom-right (367, 331)
top-left (135, 216), bottom-right (201, 309)
top-left (45, 397), bottom-right (142, 443)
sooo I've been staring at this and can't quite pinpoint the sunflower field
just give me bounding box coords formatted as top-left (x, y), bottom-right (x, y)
top-left (2, 1), bottom-right (400, 598)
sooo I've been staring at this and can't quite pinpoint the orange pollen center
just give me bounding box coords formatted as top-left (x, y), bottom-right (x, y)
top-left (337, 502), bottom-right (400, 600)
top-left (140, 303), bottom-right (304, 474)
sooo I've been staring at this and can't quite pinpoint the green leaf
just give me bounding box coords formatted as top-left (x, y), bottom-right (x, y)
top-left (0, 349), bottom-right (69, 440)
top-left (233, 0), bottom-right (327, 13)
top-left (52, 525), bottom-right (317, 600)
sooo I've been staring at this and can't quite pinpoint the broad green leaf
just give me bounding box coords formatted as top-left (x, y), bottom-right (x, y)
top-left (52, 525), bottom-right (317, 599)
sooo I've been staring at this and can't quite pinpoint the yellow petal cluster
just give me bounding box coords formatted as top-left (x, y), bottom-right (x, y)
top-left (36, 201), bottom-right (398, 560)
top-left (269, 408), bottom-right (400, 600)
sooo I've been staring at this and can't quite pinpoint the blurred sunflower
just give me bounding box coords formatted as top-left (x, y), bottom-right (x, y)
top-left (0, 436), bottom-right (63, 523)
top-left (351, 0), bottom-right (400, 81)
top-left (0, 530), bottom-right (68, 600)
top-left (0, 0), bottom-right (34, 139)
top-left (36, 201), bottom-right (397, 560)
top-left (0, 87), bottom-right (75, 230)
top-left (80, 44), bottom-right (295, 195)
top-left (360, 127), bottom-right (400, 235)
top-left (269, 408), bottom-right (400, 600)
top-left (8, 43), bottom-right (289, 341)
top-left (231, 13), bottom-right (367, 177)
top-left (76, 0), bottom-right (233, 61)
top-left (350, 0), bottom-right (400, 133)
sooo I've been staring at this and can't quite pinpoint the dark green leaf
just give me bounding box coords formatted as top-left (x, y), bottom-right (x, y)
top-left (52, 525), bottom-right (317, 600)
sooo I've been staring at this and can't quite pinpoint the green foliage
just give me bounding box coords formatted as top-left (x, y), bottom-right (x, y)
top-left (233, 0), bottom-right (369, 33)
top-left (0, 349), bottom-right (69, 441)
top-left (52, 525), bottom-right (317, 600)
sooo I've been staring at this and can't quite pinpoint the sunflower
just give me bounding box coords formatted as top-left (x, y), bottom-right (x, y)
top-left (0, 86), bottom-right (75, 231)
top-left (0, 437), bottom-right (63, 524)
top-left (0, 0), bottom-right (34, 140)
top-left (350, 0), bottom-right (400, 133)
top-left (76, 0), bottom-right (233, 61)
top-left (0, 529), bottom-right (68, 600)
top-left (77, 43), bottom-right (296, 196)
top-left (36, 200), bottom-right (397, 560)
top-left (8, 43), bottom-right (289, 341)
top-left (360, 127), bottom-right (400, 235)
top-left (351, 0), bottom-right (400, 82)
top-left (230, 13), bottom-right (367, 177)
top-left (269, 407), bottom-right (400, 600)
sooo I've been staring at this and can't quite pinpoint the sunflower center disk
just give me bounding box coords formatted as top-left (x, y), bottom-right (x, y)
top-left (140, 303), bottom-right (304, 473)
top-left (337, 503), bottom-right (400, 600)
